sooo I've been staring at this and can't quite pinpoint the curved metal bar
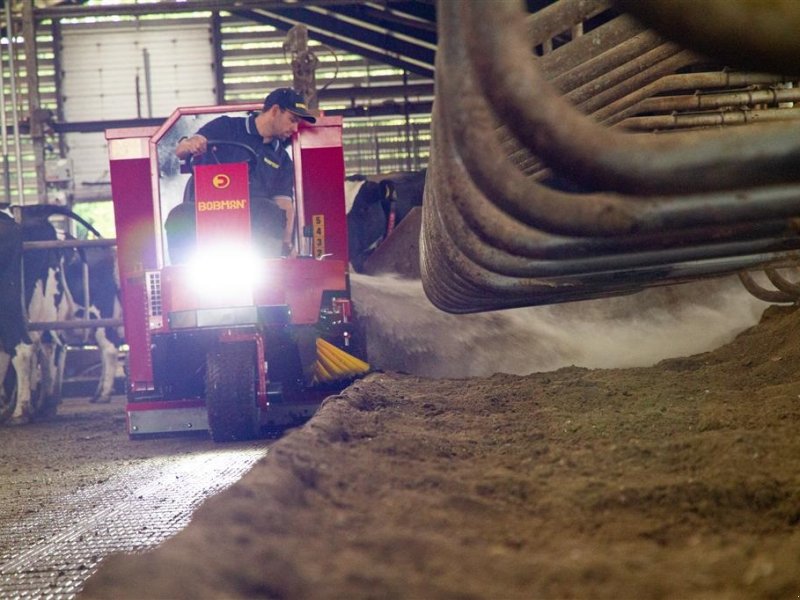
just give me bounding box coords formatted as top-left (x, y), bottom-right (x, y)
top-left (569, 45), bottom-right (689, 112)
top-left (599, 72), bottom-right (791, 125)
top-left (537, 14), bottom-right (645, 78)
top-left (432, 101), bottom-right (800, 270)
top-left (738, 271), bottom-right (797, 304)
top-left (424, 175), bottom-right (800, 312)
top-left (764, 268), bottom-right (800, 296)
top-left (525, 0), bottom-right (610, 48)
top-left (437, 18), bottom-right (800, 239)
top-left (423, 95), bottom-right (800, 311)
top-left (614, 0), bottom-right (800, 76)
top-left (550, 31), bottom-right (666, 92)
top-left (458, 0), bottom-right (800, 196)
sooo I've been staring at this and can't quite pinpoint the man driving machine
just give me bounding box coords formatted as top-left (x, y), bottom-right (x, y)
top-left (167, 87), bottom-right (316, 261)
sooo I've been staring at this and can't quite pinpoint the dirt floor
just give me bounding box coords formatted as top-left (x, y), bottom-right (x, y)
top-left (76, 294), bottom-right (800, 599)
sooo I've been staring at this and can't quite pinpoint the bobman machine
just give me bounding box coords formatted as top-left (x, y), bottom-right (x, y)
top-left (106, 105), bottom-right (368, 441)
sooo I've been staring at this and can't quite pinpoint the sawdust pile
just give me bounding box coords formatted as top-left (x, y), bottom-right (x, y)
top-left (81, 300), bottom-right (800, 599)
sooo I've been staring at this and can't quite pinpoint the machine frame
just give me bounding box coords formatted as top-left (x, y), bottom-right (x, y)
top-left (106, 105), bottom-right (361, 441)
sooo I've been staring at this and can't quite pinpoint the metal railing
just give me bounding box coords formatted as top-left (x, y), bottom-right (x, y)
top-left (420, 0), bottom-right (800, 313)
top-left (21, 237), bottom-right (124, 332)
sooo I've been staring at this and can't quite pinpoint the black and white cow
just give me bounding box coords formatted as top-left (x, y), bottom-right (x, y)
top-left (344, 169), bottom-right (426, 272)
top-left (0, 212), bottom-right (30, 422)
top-left (0, 205), bottom-right (122, 424)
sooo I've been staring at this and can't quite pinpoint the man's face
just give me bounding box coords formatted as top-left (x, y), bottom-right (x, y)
top-left (273, 108), bottom-right (302, 141)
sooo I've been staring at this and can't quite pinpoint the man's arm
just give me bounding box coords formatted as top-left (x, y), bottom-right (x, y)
top-left (175, 134), bottom-right (208, 159)
top-left (274, 195), bottom-right (295, 255)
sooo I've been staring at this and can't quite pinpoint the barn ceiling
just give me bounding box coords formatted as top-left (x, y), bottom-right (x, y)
top-left (31, 0), bottom-right (438, 79)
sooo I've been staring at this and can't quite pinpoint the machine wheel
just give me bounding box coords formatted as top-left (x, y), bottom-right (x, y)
top-left (206, 342), bottom-right (260, 442)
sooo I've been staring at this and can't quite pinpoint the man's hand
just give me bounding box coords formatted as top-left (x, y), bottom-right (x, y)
top-left (175, 134), bottom-right (208, 159)
top-left (274, 195), bottom-right (296, 256)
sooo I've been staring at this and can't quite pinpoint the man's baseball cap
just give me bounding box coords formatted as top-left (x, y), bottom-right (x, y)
top-left (263, 88), bottom-right (316, 123)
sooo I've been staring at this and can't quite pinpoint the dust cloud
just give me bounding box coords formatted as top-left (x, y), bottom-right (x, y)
top-left (350, 274), bottom-right (767, 378)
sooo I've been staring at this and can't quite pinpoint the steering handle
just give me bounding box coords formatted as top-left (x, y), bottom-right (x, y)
top-left (180, 138), bottom-right (259, 173)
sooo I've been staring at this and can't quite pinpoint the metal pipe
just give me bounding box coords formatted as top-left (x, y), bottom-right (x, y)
top-left (432, 95), bottom-right (800, 261)
top-left (574, 50), bottom-right (696, 115)
top-left (549, 31), bottom-right (666, 93)
top-left (420, 0), bottom-right (800, 313)
top-left (23, 0), bottom-right (45, 202)
top-left (502, 45), bottom-right (695, 183)
top-left (143, 48), bottom-right (153, 119)
top-left (628, 87), bottom-right (800, 117)
top-left (26, 318), bottom-right (125, 331)
top-left (430, 89), bottom-right (800, 274)
top-left (437, 19), bottom-right (800, 239)
top-left (23, 238), bottom-right (117, 250)
top-left (4, 0), bottom-right (25, 205)
top-left (764, 268), bottom-right (800, 296)
top-left (598, 72), bottom-right (792, 125)
top-left (33, 0), bottom-right (360, 18)
top-left (0, 22), bottom-right (10, 204)
top-left (618, 107), bottom-right (800, 132)
top-left (459, 0), bottom-right (800, 196)
top-left (737, 271), bottom-right (797, 304)
top-left (537, 14), bottom-right (645, 79)
top-left (525, 0), bottom-right (610, 48)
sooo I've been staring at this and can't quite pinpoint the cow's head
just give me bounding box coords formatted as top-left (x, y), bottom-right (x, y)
top-left (345, 178), bottom-right (395, 272)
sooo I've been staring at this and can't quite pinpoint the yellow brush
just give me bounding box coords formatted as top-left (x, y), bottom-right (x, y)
top-left (313, 337), bottom-right (370, 384)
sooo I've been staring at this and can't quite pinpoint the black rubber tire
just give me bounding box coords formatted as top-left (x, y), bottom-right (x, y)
top-left (206, 342), bottom-right (260, 442)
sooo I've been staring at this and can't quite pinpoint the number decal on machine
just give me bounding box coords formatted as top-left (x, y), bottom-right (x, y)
top-left (313, 214), bottom-right (325, 258)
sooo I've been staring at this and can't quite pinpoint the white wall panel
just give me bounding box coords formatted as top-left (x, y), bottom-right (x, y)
top-left (61, 20), bottom-right (215, 200)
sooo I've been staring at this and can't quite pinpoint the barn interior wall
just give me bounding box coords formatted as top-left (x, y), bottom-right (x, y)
top-left (1, 6), bottom-right (432, 224)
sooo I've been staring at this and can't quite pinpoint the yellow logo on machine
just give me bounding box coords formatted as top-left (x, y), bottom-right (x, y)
top-left (212, 174), bottom-right (231, 189)
top-left (197, 199), bottom-right (247, 211)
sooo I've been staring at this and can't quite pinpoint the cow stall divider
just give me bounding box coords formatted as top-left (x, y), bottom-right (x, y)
top-left (20, 236), bottom-right (125, 402)
top-left (420, 0), bottom-right (800, 314)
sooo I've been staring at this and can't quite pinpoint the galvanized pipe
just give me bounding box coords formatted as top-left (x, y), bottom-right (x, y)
top-left (628, 87), bottom-right (800, 117)
top-left (26, 318), bottom-right (124, 331)
top-left (421, 0), bottom-right (800, 313)
top-left (525, 0), bottom-right (609, 48)
top-left (432, 97), bottom-right (800, 263)
top-left (0, 24), bottom-right (9, 204)
top-left (598, 72), bottom-right (793, 125)
top-left (431, 93), bottom-right (800, 276)
top-left (553, 38), bottom-right (680, 104)
top-left (4, 0), bottom-right (24, 205)
top-left (437, 22), bottom-right (800, 239)
top-left (537, 15), bottom-right (645, 79)
top-left (619, 107), bottom-right (800, 132)
top-left (574, 50), bottom-right (697, 115)
top-left (423, 87), bottom-right (800, 311)
top-left (512, 60), bottom-right (768, 182)
top-left (458, 0), bottom-right (800, 196)
top-left (423, 176), bottom-right (800, 311)
top-left (737, 271), bottom-right (797, 304)
top-left (764, 268), bottom-right (800, 296)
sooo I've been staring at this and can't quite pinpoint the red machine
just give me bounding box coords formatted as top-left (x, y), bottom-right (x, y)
top-left (106, 105), bottom-right (368, 441)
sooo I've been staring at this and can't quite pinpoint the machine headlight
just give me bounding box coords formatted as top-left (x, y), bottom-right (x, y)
top-left (186, 243), bottom-right (265, 299)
